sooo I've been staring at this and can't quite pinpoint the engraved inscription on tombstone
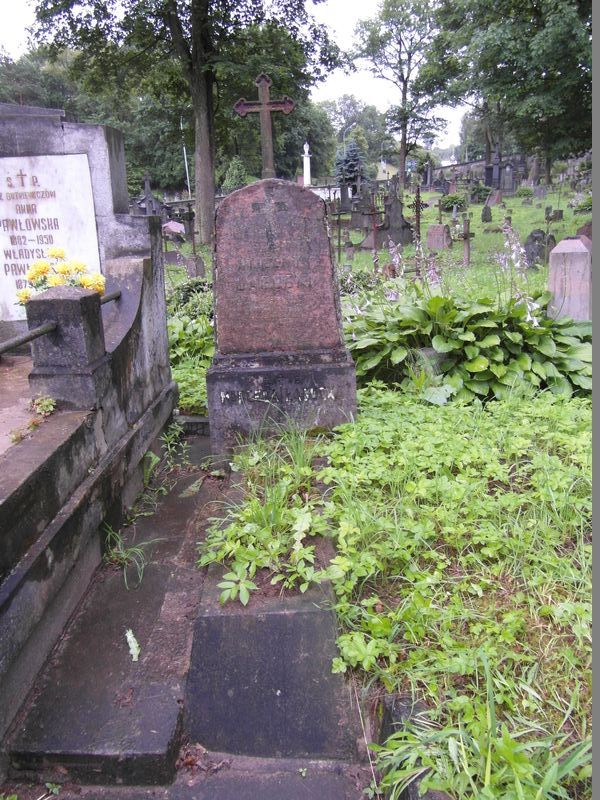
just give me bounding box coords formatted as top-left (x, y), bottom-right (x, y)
top-left (207, 179), bottom-right (356, 455)
top-left (0, 154), bottom-right (101, 322)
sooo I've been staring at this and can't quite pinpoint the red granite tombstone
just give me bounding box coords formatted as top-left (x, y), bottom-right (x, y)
top-left (426, 223), bottom-right (453, 252)
top-left (207, 179), bottom-right (356, 455)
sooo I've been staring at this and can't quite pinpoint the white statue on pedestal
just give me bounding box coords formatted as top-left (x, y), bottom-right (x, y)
top-left (303, 141), bottom-right (311, 186)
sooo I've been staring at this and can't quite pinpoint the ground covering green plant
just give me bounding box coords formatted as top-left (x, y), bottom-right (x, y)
top-left (345, 288), bottom-right (592, 402)
top-left (342, 218), bottom-right (592, 404)
top-left (167, 282), bottom-right (214, 415)
top-left (30, 395), bottom-right (57, 417)
top-left (198, 387), bottom-right (592, 798)
top-left (439, 192), bottom-right (467, 211)
top-left (572, 194), bottom-right (592, 214)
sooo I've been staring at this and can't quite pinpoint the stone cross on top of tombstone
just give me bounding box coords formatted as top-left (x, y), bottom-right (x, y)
top-left (233, 74), bottom-right (295, 179)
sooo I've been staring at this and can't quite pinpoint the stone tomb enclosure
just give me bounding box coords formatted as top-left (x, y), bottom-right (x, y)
top-left (207, 179), bottom-right (356, 455)
top-left (0, 103), bottom-right (150, 340)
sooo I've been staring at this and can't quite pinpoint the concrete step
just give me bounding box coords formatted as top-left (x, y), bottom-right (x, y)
top-left (2, 753), bottom-right (369, 799)
top-left (7, 447), bottom-right (224, 785)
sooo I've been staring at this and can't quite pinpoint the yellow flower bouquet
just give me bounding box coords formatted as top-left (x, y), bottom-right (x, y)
top-left (17, 247), bottom-right (106, 305)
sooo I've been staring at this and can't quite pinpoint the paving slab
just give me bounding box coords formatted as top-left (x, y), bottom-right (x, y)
top-left (1, 753), bottom-right (370, 799)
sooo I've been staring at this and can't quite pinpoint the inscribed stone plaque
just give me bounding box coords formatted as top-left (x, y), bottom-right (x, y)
top-left (0, 154), bottom-right (101, 322)
top-left (214, 180), bottom-right (343, 355)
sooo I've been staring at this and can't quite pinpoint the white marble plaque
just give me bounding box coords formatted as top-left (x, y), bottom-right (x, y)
top-left (0, 154), bottom-right (101, 322)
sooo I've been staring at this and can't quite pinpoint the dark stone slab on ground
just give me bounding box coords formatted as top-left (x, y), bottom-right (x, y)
top-left (185, 568), bottom-right (361, 760)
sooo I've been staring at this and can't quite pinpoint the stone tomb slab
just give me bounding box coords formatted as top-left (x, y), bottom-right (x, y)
top-left (185, 566), bottom-right (360, 760)
top-left (207, 179), bottom-right (356, 454)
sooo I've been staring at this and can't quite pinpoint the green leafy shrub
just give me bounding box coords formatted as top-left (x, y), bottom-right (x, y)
top-left (221, 155), bottom-right (250, 194)
top-left (469, 182), bottom-right (490, 203)
top-left (338, 266), bottom-right (382, 296)
top-left (440, 192), bottom-right (467, 211)
top-left (345, 291), bottom-right (592, 402)
top-left (168, 311), bottom-right (214, 414)
top-left (573, 193), bottom-right (592, 214)
top-left (515, 186), bottom-right (534, 198)
top-left (167, 277), bottom-right (212, 314)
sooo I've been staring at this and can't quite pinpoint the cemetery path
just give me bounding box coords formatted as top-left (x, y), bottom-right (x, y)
top-left (2, 435), bottom-right (369, 800)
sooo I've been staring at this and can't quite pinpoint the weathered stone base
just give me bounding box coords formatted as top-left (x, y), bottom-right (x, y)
top-left (185, 566), bottom-right (360, 759)
top-left (206, 351), bottom-right (356, 456)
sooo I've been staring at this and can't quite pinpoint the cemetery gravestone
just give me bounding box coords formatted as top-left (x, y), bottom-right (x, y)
top-left (383, 191), bottom-right (414, 246)
top-left (206, 179), bottom-right (356, 455)
top-left (426, 223), bottom-right (452, 252)
top-left (481, 205), bottom-right (492, 223)
top-left (524, 229), bottom-right (556, 267)
top-left (548, 237), bottom-right (592, 320)
top-left (576, 220), bottom-right (592, 240)
top-left (0, 102), bottom-right (149, 340)
top-left (485, 190), bottom-right (503, 207)
top-left (342, 229), bottom-right (355, 262)
top-left (350, 187), bottom-right (372, 231)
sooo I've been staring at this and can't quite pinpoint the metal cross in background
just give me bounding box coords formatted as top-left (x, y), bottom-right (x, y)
top-left (233, 74), bottom-right (295, 179)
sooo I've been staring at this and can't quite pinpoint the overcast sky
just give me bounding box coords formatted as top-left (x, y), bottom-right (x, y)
top-left (0, 0), bottom-right (464, 147)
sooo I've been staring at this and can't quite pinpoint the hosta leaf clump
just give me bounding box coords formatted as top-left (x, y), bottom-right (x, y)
top-left (345, 291), bottom-right (592, 403)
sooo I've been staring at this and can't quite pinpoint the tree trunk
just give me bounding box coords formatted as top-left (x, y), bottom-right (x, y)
top-left (399, 128), bottom-right (407, 186)
top-left (544, 153), bottom-right (553, 186)
top-left (528, 156), bottom-right (540, 185)
top-left (484, 125), bottom-right (493, 164)
top-left (163, 0), bottom-right (215, 245)
top-left (398, 76), bottom-right (408, 185)
top-left (192, 71), bottom-right (215, 245)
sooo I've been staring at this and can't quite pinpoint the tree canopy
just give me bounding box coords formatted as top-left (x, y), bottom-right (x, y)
top-left (32, 0), bottom-right (340, 242)
top-left (425, 0), bottom-right (592, 176)
top-left (352, 0), bottom-right (446, 183)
